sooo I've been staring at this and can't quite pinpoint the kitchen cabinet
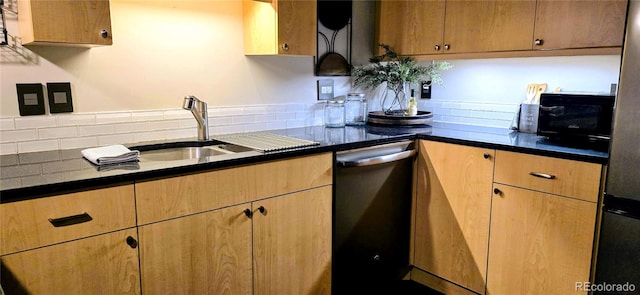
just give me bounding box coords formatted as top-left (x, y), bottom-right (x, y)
top-left (377, 0), bottom-right (535, 55)
top-left (135, 153), bottom-right (333, 294)
top-left (243, 0), bottom-right (316, 55)
top-left (413, 140), bottom-right (494, 294)
top-left (533, 0), bottom-right (627, 50)
top-left (0, 185), bottom-right (139, 294)
top-left (376, 0), bottom-right (625, 58)
top-left (17, 0), bottom-right (113, 46)
top-left (488, 151), bottom-right (603, 294)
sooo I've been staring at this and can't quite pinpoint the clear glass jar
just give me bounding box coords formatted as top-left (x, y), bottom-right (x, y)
top-left (325, 99), bottom-right (345, 128)
top-left (345, 93), bottom-right (367, 125)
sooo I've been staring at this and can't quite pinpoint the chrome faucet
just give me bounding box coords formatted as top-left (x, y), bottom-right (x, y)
top-left (182, 95), bottom-right (209, 141)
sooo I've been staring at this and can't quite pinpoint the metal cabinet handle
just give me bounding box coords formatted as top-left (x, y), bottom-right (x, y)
top-left (126, 236), bottom-right (138, 249)
top-left (100, 29), bottom-right (109, 39)
top-left (529, 172), bottom-right (556, 179)
top-left (48, 212), bottom-right (93, 227)
top-left (243, 208), bottom-right (253, 218)
top-left (337, 149), bottom-right (416, 168)
top-left (282, 43), bottom-right (289, 51)
top-left (434, 44), bottom-right (440, 51)
top-left (493, 188), bottom-right (502, 195)
top-left (534, 38), bottom-right (543, 46)
top-left (483, 153), bottom-right (491, 159)
top-left (444, 44), bottom-right (450, 50)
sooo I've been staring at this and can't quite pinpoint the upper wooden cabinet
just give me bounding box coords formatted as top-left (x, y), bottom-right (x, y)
top-left (533, 0), bottom-right (627, 50)
top-left (18, 0), bottom-right (113, 46)
top-left (376, 0), bottom-right (626, 58)
top-left (377, 0), bottom-right (535, 55)
top-left (243, 0), bottom-right (317, 55)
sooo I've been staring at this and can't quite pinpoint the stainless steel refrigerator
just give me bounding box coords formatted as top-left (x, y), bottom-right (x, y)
top-left (594, 0), bottom-right (640, 290)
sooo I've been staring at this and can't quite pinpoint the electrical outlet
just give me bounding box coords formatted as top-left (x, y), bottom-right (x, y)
top-left (317, 79), bottom-right (334, 100)
top-left (420, 80), bottom-right (432, 99)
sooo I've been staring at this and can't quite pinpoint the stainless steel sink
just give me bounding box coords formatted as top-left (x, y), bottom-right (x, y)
top-left (131, 142), bottom-right (257, 161)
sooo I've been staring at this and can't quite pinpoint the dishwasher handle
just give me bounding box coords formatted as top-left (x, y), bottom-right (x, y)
top-left (337, 149), bottom-right (416, 167)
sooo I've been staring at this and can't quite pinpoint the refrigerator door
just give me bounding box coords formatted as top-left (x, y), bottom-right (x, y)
top-left (606, 0), bottom-right (640, 200)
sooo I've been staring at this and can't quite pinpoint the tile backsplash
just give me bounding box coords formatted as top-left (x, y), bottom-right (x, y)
top-left (0, 100), bottom-right (518, 155)
top-left (0, 103), bottom-right (326, 155)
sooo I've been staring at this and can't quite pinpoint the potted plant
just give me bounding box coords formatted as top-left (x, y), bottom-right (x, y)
top-left (352, 44), bottom-right (453, 115)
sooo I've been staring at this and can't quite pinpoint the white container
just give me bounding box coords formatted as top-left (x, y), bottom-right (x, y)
top-left (518, 103), bottom-right (539, 133)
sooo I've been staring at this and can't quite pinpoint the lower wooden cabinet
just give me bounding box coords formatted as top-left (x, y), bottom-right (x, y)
top-left (253, 186), bottom-right (332, 295)
top-left (413, 140), bottom-right (494, 294)
top-left (138, 186), bottom-right (332, 295)
top-left (487, 184), bottom-right (597, 294)
top-left (0, 228), bottom-right (140, 295)
top-left (139, 204), bottom-right (253, 295)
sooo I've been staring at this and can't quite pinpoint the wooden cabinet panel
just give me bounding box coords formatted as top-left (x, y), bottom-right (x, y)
top-left (444, 0), bottom-right (536, 53)
top-left (0, 228), bottom-right (140, 295)
top-left (18, 0), bottom-right (113, 46)
top-left (413, 140), bottom-right (493, 294)
top-left (534, 0), bottom-right (627, 50)
top-left (487, 185), bottom-right (597, 295)
top-left (376, 0), bottom-right (445, 55)
top-left (243, 0), bottom-right (317, 55)
top-left (139, 204), bottom-right (252, 295)
top-left (253, 186), bottom-right (332, 295)
top-left (0, 185), bottom-right (136, 255)
top-left (135, 153), bottom-right (332, 224)
top-left (494, 151), bottom-right (602, 202)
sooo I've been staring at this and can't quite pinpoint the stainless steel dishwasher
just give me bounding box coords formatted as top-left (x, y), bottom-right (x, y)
top-left (333, 140), bottom-right (415, 294)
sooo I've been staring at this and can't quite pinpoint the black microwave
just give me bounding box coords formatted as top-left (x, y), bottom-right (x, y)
top-left (537, 93), bottom-right (615, 143)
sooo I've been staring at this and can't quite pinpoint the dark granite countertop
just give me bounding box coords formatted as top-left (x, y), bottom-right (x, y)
top-left (0, 122), bottom-right (608, 203)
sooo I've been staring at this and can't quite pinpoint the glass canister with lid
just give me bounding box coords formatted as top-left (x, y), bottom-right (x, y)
top-left (325, 98), bottom-right (346, 128)
top-left (345, 93), bottom-right (367, 125)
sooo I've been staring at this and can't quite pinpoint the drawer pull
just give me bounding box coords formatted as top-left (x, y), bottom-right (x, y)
top-left (126, 236), bottom-right (138, 249)
top-left (48, 212), bottom-right (93, 227)
top-left (529, 172), bottom-right (556, 180)
top-left (257, 206), bottom-right (266, 215)
top-left (243, 209), bottom-right (253, 218)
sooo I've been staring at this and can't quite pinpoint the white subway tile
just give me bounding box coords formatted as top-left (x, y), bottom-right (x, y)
top-left (244, 123), bottom-right (267, 132)
top-left (39, 126), bottom-right (77, 139)
top-left (210, 116), bottom-right (233, 126)
top-left (286, 119), bottom-right (306, 129)
top-left (243, 105), bottom-right (268, 115)
top-left (95, 112), bottom-right (132, 124)
top-left (267, 105), bottom-right (287, 112)
top-left (276, 112), bottom-right (296, 121)
top-left (286, 104), bottom-right (306, 112)
top-left (163, 110), bottom-right (192, 120)
top-left (18, 139), bottom-right (60, 153)
top-left (178, 118), bottom-right (198, 128)
top-left (149, 119), bottom-right (182, 131)
top-left (15, 116), bottom-right (57, 129)
top-left (131, 111), bottom-right (164, 122)
top-left (165, 128), bottom-right (196, 140)
top-left (57, 114), bottom-right (96, 126)
top-left (97, 134), bottom-right (134, 146)
top-left (133, 131), bottom-right (165, 143)
top-left (0, 118), bottom-right (15, 130)
top-left (212, 125), bottom-right (244, 135)
top-left (1, 129), bottom-right (37, 141)
top-left (78, 124), bottom-right (115, 136)
top-left (114, 122), bottom-right (150, 133)
top-left (254, 114), bottom-right (276, 122)
top-left (60, 137), bottom-right (98, 150)
top-left (232, 115), bottom-right (255, 124)
top-left (266, 121), bottom-right (287, 130)
top-left (295, 111), bottom-right (312, 120)
top-left (0, 142), bottom-right (18, 155)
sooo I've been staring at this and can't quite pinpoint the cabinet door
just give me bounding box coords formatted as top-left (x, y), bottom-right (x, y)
top-left (533, 0), bottom-right (627, 50)
top-left (253, 186), bottom-right (332, 295)
top-left (444, 0), bottom-right (536, 53)
top-left (0, 229), bottom-right (139, 295)
top-left (376, 0), bottom-right (446, 55)
top-left (487, 185), bottom-right (597, 294)
top-left (413, 141), bottom-right (493, 294)
top-left (277, 0), bottom-right (317, 55)
top-left (19, 0), bottom-right (113, 45)
top-left (138, 204), bottom-right (252, 295)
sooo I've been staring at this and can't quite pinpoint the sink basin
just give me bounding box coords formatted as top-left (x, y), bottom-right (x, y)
top-left (131, 142), bottom-right (256, 161)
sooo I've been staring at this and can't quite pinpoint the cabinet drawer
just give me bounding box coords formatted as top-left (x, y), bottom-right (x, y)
top-left (494, 151), bottom-right (602, 202)
top-left (135, 153), bottom-right (333, 225)
top-left (0, 185), bottom-right (136, 255)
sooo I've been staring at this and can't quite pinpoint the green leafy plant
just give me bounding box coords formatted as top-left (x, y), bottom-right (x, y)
top-left (352, 44), bottom-right (453, 114)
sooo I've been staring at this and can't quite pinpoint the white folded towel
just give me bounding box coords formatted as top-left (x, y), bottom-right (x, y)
top-left (81, 145), bottom-right (140, 166)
